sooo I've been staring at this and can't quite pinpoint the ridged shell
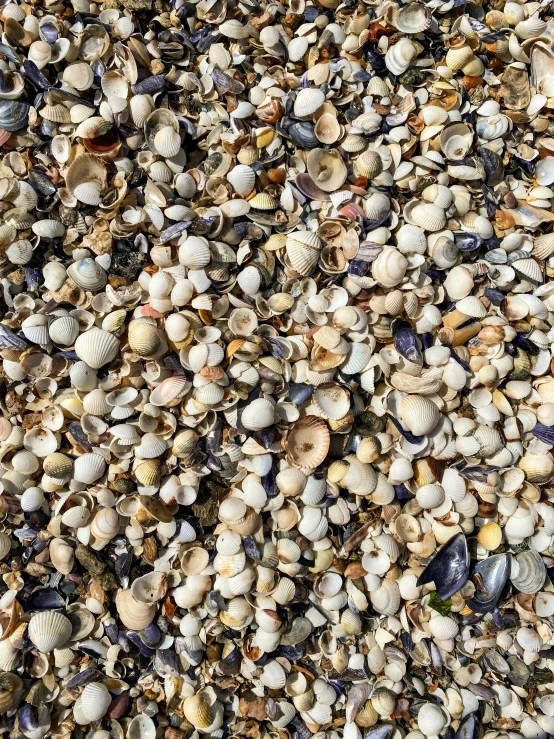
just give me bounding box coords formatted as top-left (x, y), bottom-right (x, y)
top-left (242, 398), bottom-right (275, 430)
top-left (227, 165), bottom-right (256, 197)
top-left (128, 319), bottom-right (161, 357)
top-left (75, 328), bottom-right (120, 369)
top-left (80, 683), bottom-right (111, 722)
top-left (73, 453), bottom-right (106, 484)
top-left (28, 611), bottom-right (72, 652)
top-left (153, 126), bottom-right (181, 158)
top-left (49, 316), bottom-right (79, 346)
top-left (66, 154), bottom-right (107, 205)
top-left (400, 395), bottom-right (441, 435)
top-left (61, 505), bottom-right (90, 528)
top-left (294, 88), bottom-right (325, 117)
top-left (179, 236), bottom-right (211, 269)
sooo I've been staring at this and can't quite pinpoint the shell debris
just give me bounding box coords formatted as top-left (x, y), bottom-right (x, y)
top-left (3, 0), bottom-right (554, 737)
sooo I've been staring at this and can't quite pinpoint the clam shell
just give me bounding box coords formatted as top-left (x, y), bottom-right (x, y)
top-left (67, 258), bottom-right (107, 291)
top-left (115, 589), bottom-right (156, 630)
top-left (306, 149), bottom-right (347, 192)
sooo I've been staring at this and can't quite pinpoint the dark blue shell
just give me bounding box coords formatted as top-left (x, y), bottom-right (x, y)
top-left (466, 554), bottom-right (510, 613)
top-left (417, 532), bottom-right (469, 599)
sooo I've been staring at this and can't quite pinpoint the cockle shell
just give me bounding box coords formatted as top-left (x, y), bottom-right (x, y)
top-left (80, 683), bottom-right (111, 722)
top-left (294, 88), bottom-right (325, 117)
top-left (28, 611), bottom-right (72, 652)
top-left (75, 329), bottom-right (119, 368)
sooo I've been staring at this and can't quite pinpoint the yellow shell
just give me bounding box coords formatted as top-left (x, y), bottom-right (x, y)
top-left (183, 694), bottom-right (215, 729)
top-left (135, 459), bottom-right (161, 487)
top-left (237, 146), bottom-right (260, 165)
top-left (477, 522), bottom-right (502, 551)
top-left (43, 452), bottom-right (73, 479)
top-left (128, 319), bottom-right (161, 357)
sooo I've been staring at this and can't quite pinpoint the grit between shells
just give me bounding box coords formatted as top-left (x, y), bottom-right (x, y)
top-left (4, 0), bottom-right (554, 738)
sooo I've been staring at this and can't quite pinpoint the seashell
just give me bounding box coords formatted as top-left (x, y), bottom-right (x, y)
top-left (220, 19), bottom-right (251, 38)
top-left (128, 319), bottom-right (161, 357)
top-left (183, 694), bottom-right (223, 732)
top-left (6, 240), bottom-right (33, 265)
top-left (395, 4), bottom-right (431, 33)
top-left (28, 611), bottom-right (72, 653)
top-left (67, 259), bottom-right (107, 291)
top-left (61, 506), bottom-right (90, 528)
top-left (261, 660), bottom-right (287, 689)
top-left (49, 317), bottom-right (79, 346)
top-left (385, 38), bottom-right (417, 75)
top-left (285, 416), bottom-right (330, 470)
top-left (242, 398), bottom-right (275, 430)
top-left (371, 247), bottom-right (408, 287)
top-left (356, 150), bottom-right (383, 179)
top-left (80, 683), bottom-right (112, 722)
top-left (179, 236), bottom-right (211, 269)
top-left (370, 580), bottom-right (400, 616)
top-left (115, 589), bottom-right (156, 630)
top-left (90, 507), bottom-right (120, 540)
top-left (32, 219), bottom-right (65, 240)
top-left (418, 704), bottom-right (447, 735)
top-left (227, 165), bottom-right (256, 197)
top-left (314, 113), bottom-right (341, 145)
top-left (294, 88), bottom-right (325, 117)
top-left (400, 395), bottom-right (440, 436)
top-left (73, 453), bottom-right (106, 484)
top-left (511, 550), bottom-right (546, 594)
top-left (131, 571), bottom-right (167, 603)
top-left (306, 149), bottom-right (347, 193)
top-left (154, 126), bottom-right (182, 158)
top-left (289, 37), bottom-right (308, 62)
top-left (22, 314), bottom-right (49, 344)
top-left (75, 328), bottom-right (119, 369)
top-left (443, 266), bottom-right (474, 300)
top-left (66, 154), bottom-right (107, 206)
top-left (130, 95), bottom-right (154, 128)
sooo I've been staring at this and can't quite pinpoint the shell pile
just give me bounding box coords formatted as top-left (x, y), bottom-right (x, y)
top-left (5, 0), bottom-right (554, 738)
